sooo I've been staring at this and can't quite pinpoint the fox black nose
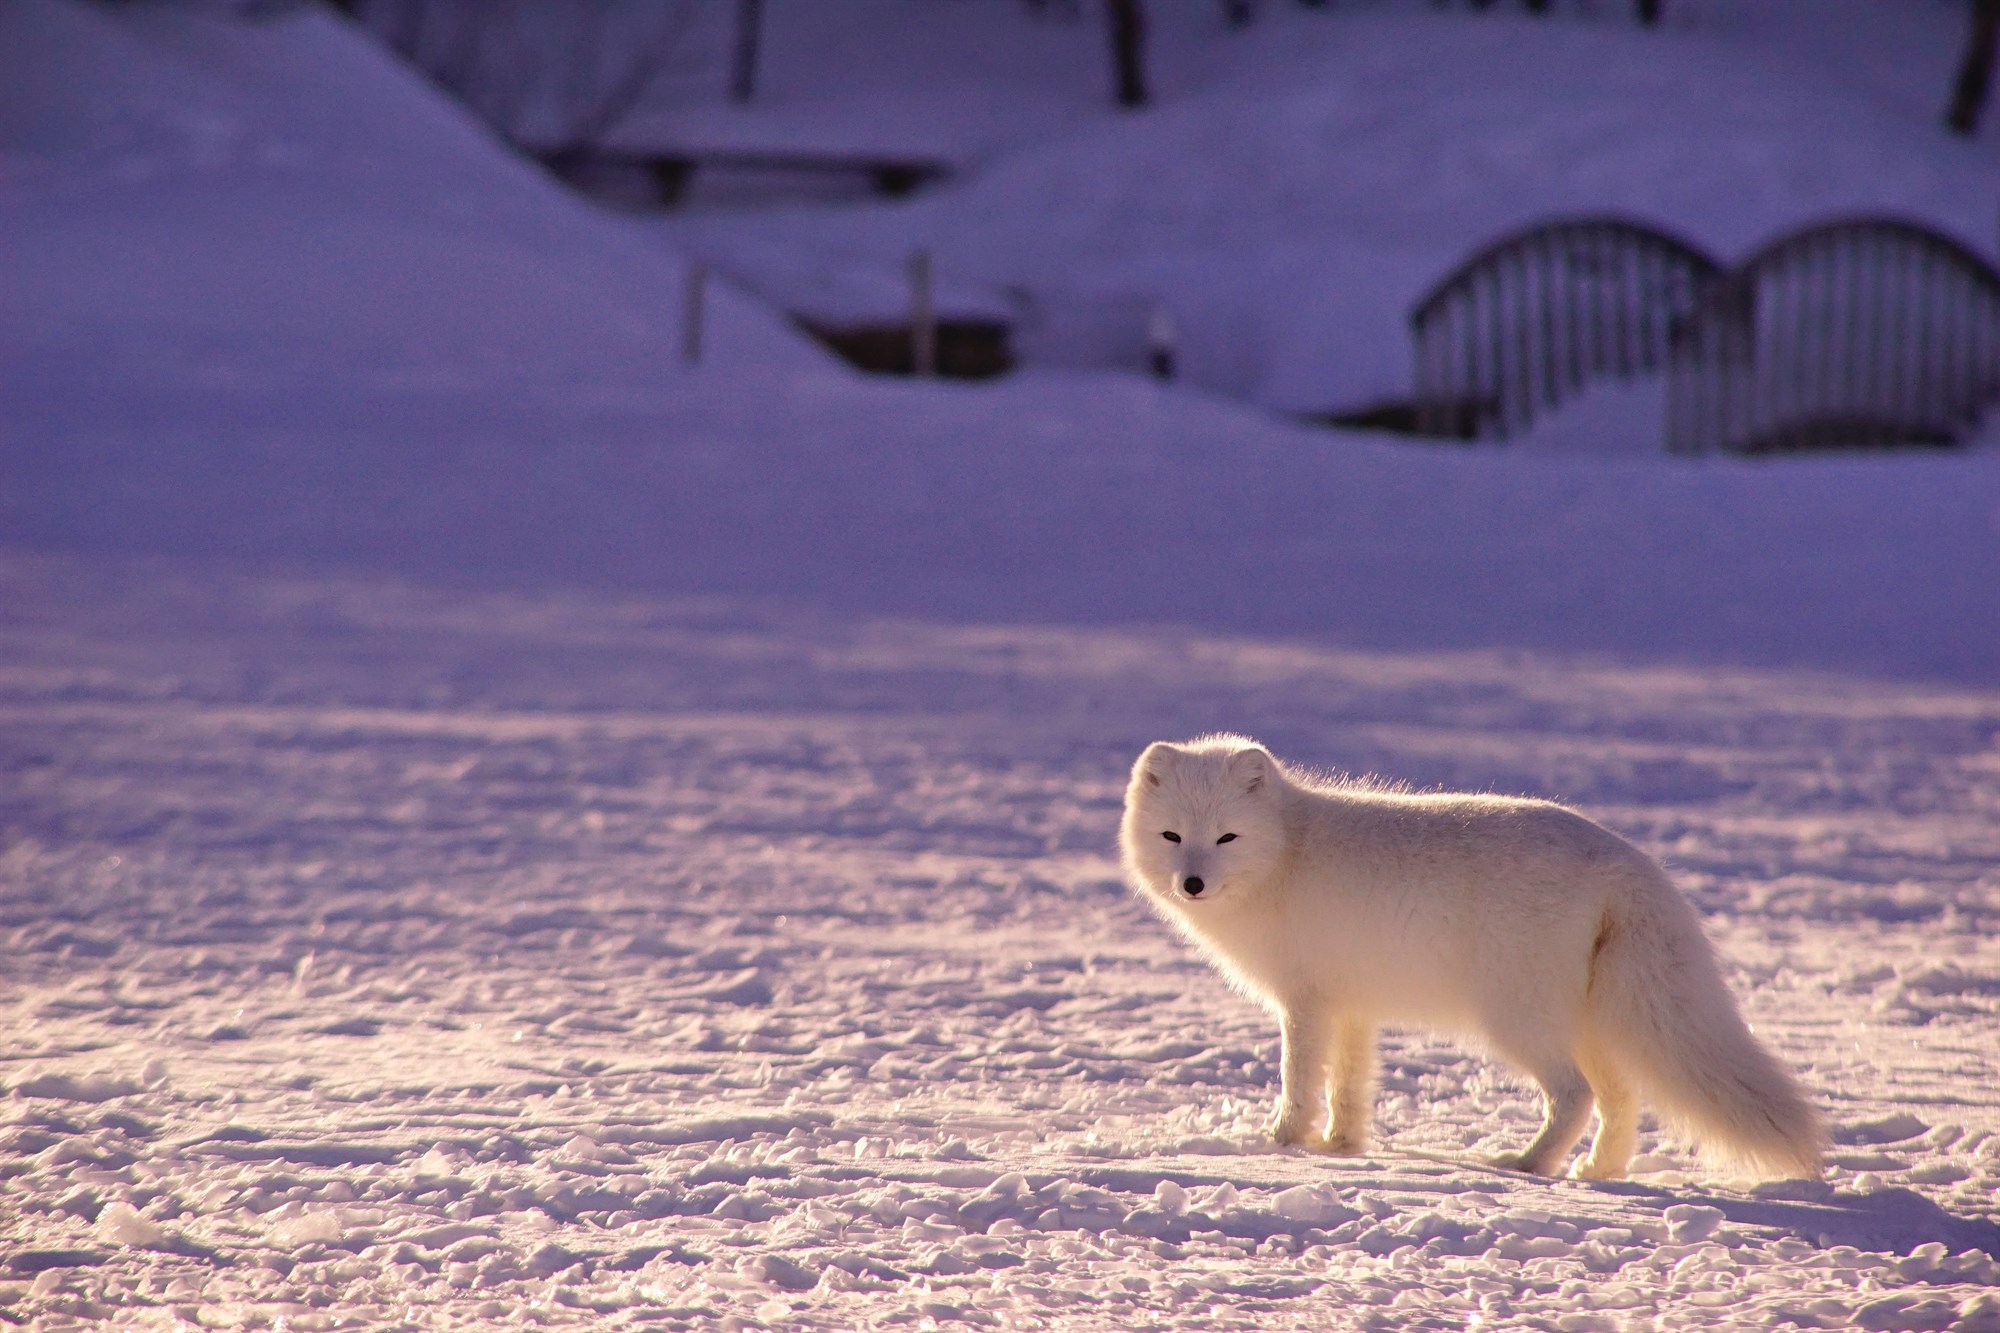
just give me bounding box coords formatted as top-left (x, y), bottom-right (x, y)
top-left (1183, 876), bottom-right (1205, 897)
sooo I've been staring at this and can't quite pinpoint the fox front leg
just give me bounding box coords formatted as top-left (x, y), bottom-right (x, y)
top-left (1324, 1021), bottom-right (1377, 1155)
top-left (1269, 1008), bottom-right (1335, 1147)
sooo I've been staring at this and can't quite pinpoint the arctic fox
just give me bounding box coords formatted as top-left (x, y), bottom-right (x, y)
top-left (1119, 735), bottom-right (1823, 1181)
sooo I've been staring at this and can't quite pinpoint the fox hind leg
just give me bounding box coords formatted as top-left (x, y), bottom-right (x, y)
top-left (1491, 1053), bottom-right (1594, 1177)
top-left (1573, 1051), bottom-right (1638, 1180)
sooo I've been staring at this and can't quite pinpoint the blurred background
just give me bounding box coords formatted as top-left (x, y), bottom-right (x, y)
top-left (3, 0), bottom-right (1997, 677)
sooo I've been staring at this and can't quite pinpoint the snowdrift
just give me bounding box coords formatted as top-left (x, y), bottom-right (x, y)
top-left (2, 0), bottom-right (1996, 686)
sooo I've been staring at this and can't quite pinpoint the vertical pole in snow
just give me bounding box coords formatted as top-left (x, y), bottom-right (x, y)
top-left (1107, 0), bottom-right (1149, 108)
top-left (1946, 0), bottom-right (1999, 133)
top-left (683, 259), bottom-right (708, 366)
top-left (731, 0), bottom-right (765, 104)
top-left (910, 249), bottom-right (937, 377)
top-left (1147, 303), bottom-right (1177, 381)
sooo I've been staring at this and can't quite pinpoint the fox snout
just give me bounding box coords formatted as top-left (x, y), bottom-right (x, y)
top-left (1180, 874), bottom-right (1206, 899)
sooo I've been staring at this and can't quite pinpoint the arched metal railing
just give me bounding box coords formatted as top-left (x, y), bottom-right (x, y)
top-left (1665, 216), bottom-right (2000, 454)
top-left (1410, 216), bottom-right (1724, 438)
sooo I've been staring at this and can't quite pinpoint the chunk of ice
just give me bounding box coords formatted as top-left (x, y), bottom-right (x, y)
top-left (1271, 1184), bottom-right (1357, 1226)
top-left (268, 1211), bottom-right (343, 1250)
top-left (1663, 1205), bottom-right (1725, 1244)
top-left (96, 1202), bottom-right (165, 1248)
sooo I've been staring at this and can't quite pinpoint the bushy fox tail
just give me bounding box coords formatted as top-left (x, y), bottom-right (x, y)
top-left (1591, 877), bottom-right (1824, 1179)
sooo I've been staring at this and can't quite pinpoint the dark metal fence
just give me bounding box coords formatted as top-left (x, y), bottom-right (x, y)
top-left (1665, 217), bottom-right (2000, 454)
top-left (1407, 213), bottom-right (2000, 452)
top-left (1410, 217), bottom-right (1723, 438)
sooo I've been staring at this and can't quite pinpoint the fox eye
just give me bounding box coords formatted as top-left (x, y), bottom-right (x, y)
top-left (1161, 831), bottom-right (1181, 843)
top-left (1216, 833), bottom-right (1238, 845)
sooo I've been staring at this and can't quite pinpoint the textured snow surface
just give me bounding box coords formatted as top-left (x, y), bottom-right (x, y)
top-left (4, 556), bottom-right (1999, 1331)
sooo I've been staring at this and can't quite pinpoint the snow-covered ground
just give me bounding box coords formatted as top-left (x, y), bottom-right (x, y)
top-left (4, 556), bottom-right (2000, 1330)
top-left (4, 1), bottom-right (2000, 1328)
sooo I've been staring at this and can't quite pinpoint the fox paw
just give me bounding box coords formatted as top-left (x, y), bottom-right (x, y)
top-left (1269, 1121), bottom-right (1319, 1149)
top-left (1489, 1151), bottom-right (1560, 1176)
top-left (1270, 1124), bottom-right (1368, 1155)
top-left (1323, 1127), bottom-right (1368, 1156)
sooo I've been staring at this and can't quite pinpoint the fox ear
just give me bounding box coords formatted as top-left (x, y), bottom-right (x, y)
top-left (1228, 746), bottom-right (1274, 794)
top-left (1134, 742), bottom-right (1180, 789)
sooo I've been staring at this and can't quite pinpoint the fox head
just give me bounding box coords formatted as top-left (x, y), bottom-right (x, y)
top-left (1120, 736), bottom-right (1288, 909)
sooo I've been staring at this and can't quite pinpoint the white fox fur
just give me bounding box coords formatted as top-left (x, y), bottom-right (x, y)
top-left (1119, 735), bottom-right (1824, 1181)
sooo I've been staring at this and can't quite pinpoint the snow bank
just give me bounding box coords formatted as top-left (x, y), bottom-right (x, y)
top-left (10, 362), bottom-right (1996, 682)
top-left (0, 0), bottom-right (826, 409)
top-left (2, 0), bottom-right (1995, 691)
top-left (659, 1), bottom-right (2000, 410)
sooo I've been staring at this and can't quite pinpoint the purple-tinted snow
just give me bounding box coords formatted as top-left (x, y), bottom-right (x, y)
top-left (4, 5), bottom-right (2000, 1329)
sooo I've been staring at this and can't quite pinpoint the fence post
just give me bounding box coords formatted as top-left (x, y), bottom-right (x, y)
top-left (909, 248), bottom-right (936, 377)
top-left (731, 0), bottom-right (764, 103)
top-left (682, 259), bottom-right (708, 367)
top-left (1107, 0), bottom-right (1149, 108)
top-left (1147, 303), bottom-right (1178, 381)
